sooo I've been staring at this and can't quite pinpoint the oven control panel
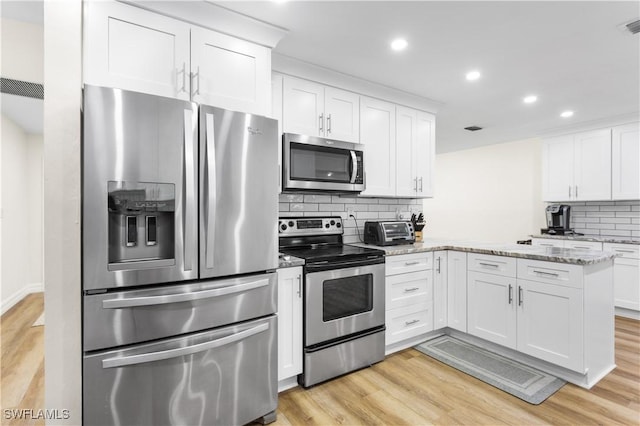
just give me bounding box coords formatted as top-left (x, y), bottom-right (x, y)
top-left (278, 217), bottom-right (343, 236)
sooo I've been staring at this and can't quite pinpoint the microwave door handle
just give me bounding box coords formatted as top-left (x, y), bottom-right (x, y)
top-left (350, 150), bottom-right (358, 184)
top-left (205, 113), bottom-right (216, 269)
top-left (183, 108), bottom-right (196, 271)
top-left (102, 322), bottom-right (269, 368)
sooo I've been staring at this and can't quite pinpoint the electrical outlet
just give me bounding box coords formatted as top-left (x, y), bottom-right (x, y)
top-left (397, 211), bottom-right (411, 220)
top-left (347, 207), bottom-right (355, 218)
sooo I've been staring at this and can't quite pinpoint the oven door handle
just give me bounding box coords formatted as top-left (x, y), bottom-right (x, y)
top-left (350, 150), bottom-right (358, 184)
top-left (101, 322), bottom-right (269, 368)
top-left (306, 257), bottom-right (382, 272)
top-left (102, 278), bottom-right (269, 309)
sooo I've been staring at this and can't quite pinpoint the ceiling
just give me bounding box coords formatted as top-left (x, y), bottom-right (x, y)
top-left (218, 1), bottom-right (640, 153)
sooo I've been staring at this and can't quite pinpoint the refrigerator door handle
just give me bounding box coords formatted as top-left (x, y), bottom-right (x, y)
top-left (205, 113), bottom-right (217, 269)
top-left (102, 322), bottom-right (269, 368)
top-left (183, 109), bottom-right (196, 271)
top-left (102, 278), bottom-right (270, 309)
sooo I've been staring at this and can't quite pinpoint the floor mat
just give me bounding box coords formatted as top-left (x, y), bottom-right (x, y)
top-left (415, 335), bottom-right (565, 404)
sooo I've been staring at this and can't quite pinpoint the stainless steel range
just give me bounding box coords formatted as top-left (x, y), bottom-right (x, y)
top-left (278, 216), bottom-right (386, 387)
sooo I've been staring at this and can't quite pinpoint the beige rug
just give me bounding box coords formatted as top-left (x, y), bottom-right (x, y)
top-left (32, 313), bottom-right (44, 327)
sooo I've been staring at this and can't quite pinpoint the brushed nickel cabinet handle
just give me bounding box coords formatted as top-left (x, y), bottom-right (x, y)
top-left (327, 113), bottom-right (332, 133)
top-left (479, 262), bottom-right (500, 268)
top-left (508, 284), bottom-right (513, 304)
top-left (404, 260), bottom-right (420, 266)
top-left (569, 185), bottom-right (572, 198)
top-left (533, 270), bottom-right (559, 277)
top-left (518, 286), bottom-right (523, 306)
top-left (405, 319), bottom-right (420, 326)
top-left (319, 113), bottom-right (324, 133)
top-left (297, 275), bottom-right (302, 298)
top-left (404, 287), bottom-right (420, 293)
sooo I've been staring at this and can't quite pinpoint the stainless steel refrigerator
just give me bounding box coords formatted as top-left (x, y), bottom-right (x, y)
top-left (82, 85), bottom-right (279, 425)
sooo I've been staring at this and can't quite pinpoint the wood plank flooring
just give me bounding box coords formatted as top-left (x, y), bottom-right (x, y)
top-left (2, 294), bottom-right (639, 425)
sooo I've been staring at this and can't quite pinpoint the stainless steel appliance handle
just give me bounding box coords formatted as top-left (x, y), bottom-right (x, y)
top-left (327, 113), bottom-right (332, 134)
top-left (508, 284), bottom-right (513, 304)
top-left (102, 322), bottom-right (269, 368)
top-left (319, 113), bottom-right (324, 133)
top-left (183, 109), bottom-right (196, 271)
top-left (205, 113), bottom-right (216, 269)
top-left (102, 278), bottom-right (270, 309)
top-left (533, 270), bottom-right (560, 277)
top-left (350, 150), bottom-right (358, 183)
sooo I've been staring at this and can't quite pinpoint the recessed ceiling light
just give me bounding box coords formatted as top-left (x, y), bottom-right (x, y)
top-left (466, 70), bottom-right (481, 81)
top-left (390, 38), bottom-right (408, 51)
top-left (523, 95), bottom-right (538, 104)
top-left (560, 110), bottom-right (574, 118)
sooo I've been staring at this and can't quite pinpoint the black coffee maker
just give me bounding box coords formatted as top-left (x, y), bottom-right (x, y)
top-left (543, 204), bottom-right (571, 234)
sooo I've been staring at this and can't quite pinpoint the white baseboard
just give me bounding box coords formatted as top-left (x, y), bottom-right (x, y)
top-left (1, 283), bottom-right (44, 315)
top-left (615, 307), bottom-right (640, 321)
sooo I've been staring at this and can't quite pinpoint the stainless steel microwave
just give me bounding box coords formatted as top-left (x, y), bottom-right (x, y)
top-left (282, 133), bottom-right (365, 193)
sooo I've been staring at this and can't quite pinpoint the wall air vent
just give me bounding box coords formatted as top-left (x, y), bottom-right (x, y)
top-left (0, 77), bottom-right (44, 99)
top-left (626, 19), bottom-right (640, 35)
top-left (464, 126), bottom-right (483, 131)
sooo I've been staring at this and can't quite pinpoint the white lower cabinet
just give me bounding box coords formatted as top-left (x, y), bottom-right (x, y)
top-left (467, 271), bottom-right (517, 348)
top-left (447, 251), bottom-right (467, 332)
top-left (433, 251), bottom-right (448, 329)
top-left (516, 278), bottom-right (584, 372)
top-left (604, 243), bottom-right (640, 311)
top-left (277, 267), bottom-right (302, 381)
top-left (385, 253), bottom-right (433, 346)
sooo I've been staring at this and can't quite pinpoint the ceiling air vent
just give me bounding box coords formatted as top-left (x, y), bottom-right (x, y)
top-left (626, 19), bottom-right (640, 35)
top-left (464, 126), bottom-right (483, 131)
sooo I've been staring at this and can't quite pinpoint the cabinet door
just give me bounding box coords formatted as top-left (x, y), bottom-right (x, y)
top-left (573, 129), bottom-right (612, 201)
top-left (324, 87), bottom-right (360, 143)
top-left (467, 271), bottom-right (517, 349)
top-left (414, 112), bottom-right (435, 197)
top-left (612, 122), bottom-right (640, 200)
top-left (360, 97), bottom-right (396, 196)
top-left (396, 107), bottom-right (417, 197)
top-left (541, 135), bottom-right (574, 201)
top-left (605, 243), bottom-right (640, 310)
top-left (516, 279), bottom-right (584, 372)
top-left (282, 77), bottom-right (324, 137)
top-left (191, 27), bottom-right (270, 115)
top-left (271, 73), bottom-right (284, 193)
top-left (83, 1), bottom-right (191, 100)
top-left (433, 251), bottom-right (448, 330)
top-left (277, 267), bottom-right (303, 381)
top-left (447, 251), bottom-right (467, 332)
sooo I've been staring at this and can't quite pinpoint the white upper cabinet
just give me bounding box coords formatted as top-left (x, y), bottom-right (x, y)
top-left (360, 97), bottom-right (396, 197)
top-left (612, 122), bottom-right (640, 200)
top-left (573, 129), bottom-right (612, 200)
top-left (542, 129), bottom-right (612, 201)
top-left (396, 107), bottom-right (435, 198)
top-left (84, 1), bottom-right (271, 115)
top-left (191, 27), bottom-right (270, 115)
top-left (84, 1), bottom-right (191, 100)
top-left (282, 76), bottom-right (359, 143)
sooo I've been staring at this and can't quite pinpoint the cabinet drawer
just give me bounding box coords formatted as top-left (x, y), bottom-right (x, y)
top-left (386, 252), bottom-right (433, 275)
top-left (603, 243), bottom-right (640, 260)
top-left (467, 253), bottom-right (517, 277)
top-left (386, 303), bottom-right (433, 345)
top-left (517, 259), bottom-right (582, 289)
top-left (531, 238), bottom-right (564, 248)
top-left (386, 270), bottom-right (432, 310)
top-left (564, 240), bottom-right (603, 251)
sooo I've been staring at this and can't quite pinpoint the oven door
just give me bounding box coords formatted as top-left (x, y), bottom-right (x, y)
top-left (305, 263), bottom-right (384, 346)
top-left (283, 133), bottom-right (365, 192)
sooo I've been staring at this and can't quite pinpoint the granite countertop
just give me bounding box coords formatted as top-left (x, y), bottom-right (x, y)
top-left (351, 238), bottom-right (617, 265)
top-left (530, 234), bottom-right (640, 245)
top-left (278, 253), bottom-right (305, 269)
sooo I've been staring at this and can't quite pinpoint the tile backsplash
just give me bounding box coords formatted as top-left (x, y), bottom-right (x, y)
top-left (564, 201), bottom-right (640, 240)
top-left (279, 194), bottom-right (423, 244)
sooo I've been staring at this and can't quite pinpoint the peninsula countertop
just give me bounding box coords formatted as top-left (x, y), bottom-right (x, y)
top-left (351, 238), bottom-right (617, 265)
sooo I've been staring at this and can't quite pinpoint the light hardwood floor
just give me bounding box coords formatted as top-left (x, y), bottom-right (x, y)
top-left (2, 294), bottom-right (639, 425)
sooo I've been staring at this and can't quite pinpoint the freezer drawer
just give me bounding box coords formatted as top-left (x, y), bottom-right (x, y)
top-left (83, 316), bottom-right (277, 426)
top-left (84, 272), bottom-right (277, 351)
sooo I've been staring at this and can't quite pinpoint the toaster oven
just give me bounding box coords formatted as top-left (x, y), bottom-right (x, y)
top-left (364, 221), bottom-right (415, 246)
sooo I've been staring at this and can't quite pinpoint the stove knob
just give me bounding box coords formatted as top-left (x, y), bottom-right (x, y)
top-left (330, 220), bottom-right (336, 226)
top-left (325, 223), bottom-right (330, 228)
top-left (336, 222), bottom-right (341, 228)
top-left (280, 223), bottom-right (287, 231)
top-left (288, 221), bottom-right (294, 227)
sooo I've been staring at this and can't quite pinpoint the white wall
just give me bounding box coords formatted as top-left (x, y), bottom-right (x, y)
top-left (1, 18), bottom-right (44, 83)
top-left (27, 133), bottom-right (44, 287)
top-left (43, 1), bottom-right (82, 423)
top-left (423, 138), bottom-right (546, 243)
